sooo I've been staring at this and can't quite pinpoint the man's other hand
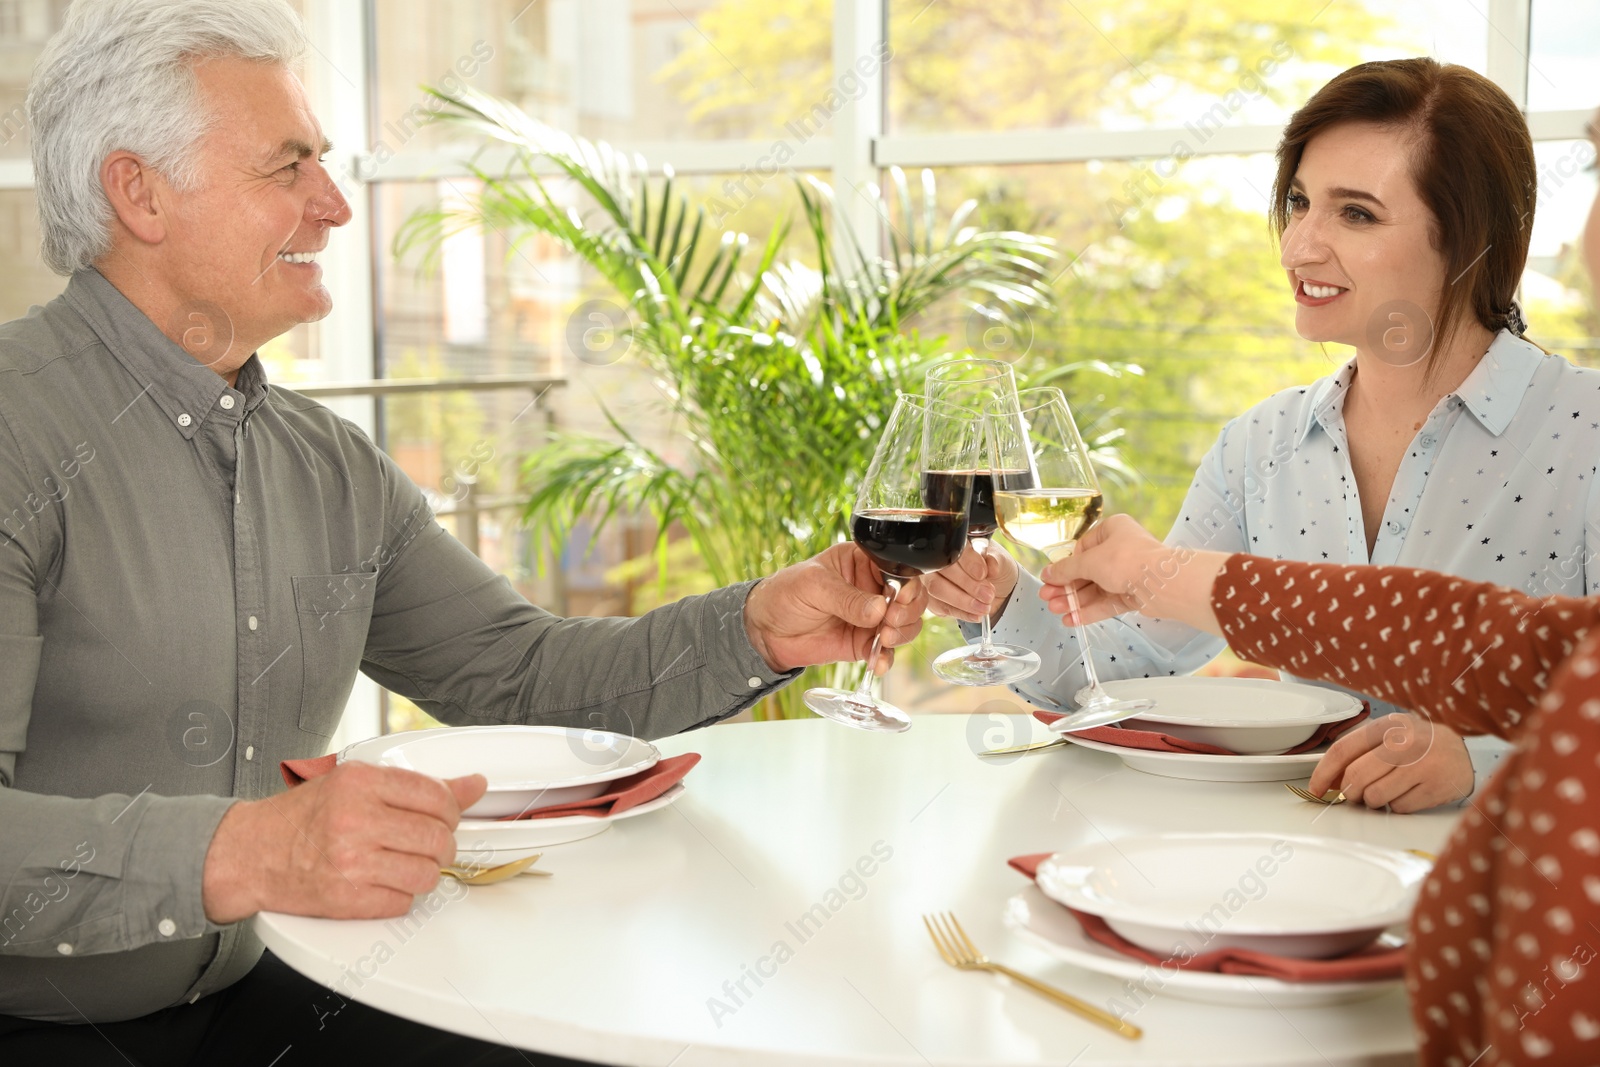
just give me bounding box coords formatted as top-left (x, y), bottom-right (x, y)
top-left (202, 763), bottom-right (487, 924)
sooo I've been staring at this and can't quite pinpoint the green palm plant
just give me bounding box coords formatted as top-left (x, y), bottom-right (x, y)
top-left (397, 86), bottom-right (1115, 718)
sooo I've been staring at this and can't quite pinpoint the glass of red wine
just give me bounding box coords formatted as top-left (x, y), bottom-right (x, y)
top-left (924, 358), bottom-right (1042, 686)
top-left (803, 394), bottom-right (979, 732)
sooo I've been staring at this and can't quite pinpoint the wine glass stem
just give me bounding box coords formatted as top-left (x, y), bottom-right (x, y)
top-left (851, 577), bottom-right (902, 700)
top-left (972, 537), bottom-right (998, 655)
top-left (1066, 586), bottom-right (1107, 700)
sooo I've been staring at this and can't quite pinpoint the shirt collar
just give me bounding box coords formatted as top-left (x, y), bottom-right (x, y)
top-left (62, 268), bottom-right (270, 440)
top-left (1452, 330), bottom-right (1544, 436)
top-left (1297, 358), bottom-right (1357, 448)
top-left (1295, 329), bottom-right (1543, 445)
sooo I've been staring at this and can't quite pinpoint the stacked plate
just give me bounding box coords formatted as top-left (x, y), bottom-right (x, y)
top-left (339, 725), bottom-right (683, 861)
top-left (1052, 677), bottom-right (1364, 782)
top-left (1006, 832), bottom-right (1429, 1007)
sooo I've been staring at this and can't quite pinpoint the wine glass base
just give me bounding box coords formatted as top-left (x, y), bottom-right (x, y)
top-left (931, 644), bottom-right (1041, 686)
top-left (1048, 695), bottom-right (1157, 733)
top-left (803, 688), bottom-right (912, 733)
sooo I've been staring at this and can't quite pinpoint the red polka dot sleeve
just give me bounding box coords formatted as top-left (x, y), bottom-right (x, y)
top-left (1213, 555), bottom-right (1600, 1066)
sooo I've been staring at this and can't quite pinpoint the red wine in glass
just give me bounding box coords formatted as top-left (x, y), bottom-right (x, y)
top-left (963, 468), bottom-right (1033, 539)
top-left (851, 507), bottom-right (969, 577)
top-left (923, 358), bottom-right (1044, 687)
top-left (805, 393), bottom-right (979, 733)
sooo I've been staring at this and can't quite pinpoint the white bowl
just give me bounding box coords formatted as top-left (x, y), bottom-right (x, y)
top-left (339, 725), bottom-right (660, 818)
top-left (1034, 833), bottom-right (1430, 960)
top-left (1099, 677), bottom-right (1362, 755)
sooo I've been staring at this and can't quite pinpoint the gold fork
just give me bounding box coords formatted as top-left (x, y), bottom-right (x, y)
top-left (922, 911), bottom-right (1141, 1040)
top-left (440, 853), bottom-right (550, 885)
top-left (1285, 783), bottom-right (1345, 805)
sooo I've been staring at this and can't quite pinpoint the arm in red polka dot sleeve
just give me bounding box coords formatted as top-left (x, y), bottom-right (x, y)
top-left (1212, 555), bottom-right (1598, 740)
top-left (1215, 555), bottom-right (1600, 1065)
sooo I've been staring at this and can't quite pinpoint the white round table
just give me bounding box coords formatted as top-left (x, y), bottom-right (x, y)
top-left (257, 714), bottom-right (1469, 1066)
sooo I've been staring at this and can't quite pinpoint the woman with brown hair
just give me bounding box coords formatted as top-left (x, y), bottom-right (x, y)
top-left (927, 58), bottom-right (1600, 813)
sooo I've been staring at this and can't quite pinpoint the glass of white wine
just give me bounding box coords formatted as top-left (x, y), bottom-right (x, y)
top-left (988, 387), bottom-right (1155, 729)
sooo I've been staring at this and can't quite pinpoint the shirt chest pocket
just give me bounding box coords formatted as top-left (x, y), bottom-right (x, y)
top-left (292, 572), bottom-right (378, 737)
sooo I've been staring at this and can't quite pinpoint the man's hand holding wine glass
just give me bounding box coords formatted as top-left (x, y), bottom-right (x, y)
top-left (743, 542), bottom-right (930, 675)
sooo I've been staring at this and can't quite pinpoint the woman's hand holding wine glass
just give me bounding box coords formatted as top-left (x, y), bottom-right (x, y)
top-left (1033, 513), bottom-right (1230, 634)
top-left (923, 540), bottom-right (1020, 624)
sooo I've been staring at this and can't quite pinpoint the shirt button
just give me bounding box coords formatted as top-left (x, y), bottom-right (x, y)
top-left (219, 395), bottom-right (236, 410)
top-left (1387, 521), bottom-right (1403, 535)
top-left (56, 943), bottom-right (72, 956)
top-left (245, 745), bottom-right (255, 761)
top-left (248, 616), bottom-right (258, 631)
top-left (177, 413), bottom-right (192, 428)
top-left (158, 919), bottom-right (176, 937)
top-left (747, 676), bottom-right (762, 688)
top-left (1419, 434), bottom-right (1437, 449)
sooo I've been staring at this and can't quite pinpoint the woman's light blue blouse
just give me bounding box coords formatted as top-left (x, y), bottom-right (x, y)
top-left (987, 331), bottom-right (1600, 716)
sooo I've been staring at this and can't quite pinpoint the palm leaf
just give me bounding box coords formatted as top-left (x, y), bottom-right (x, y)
top-left (398, 86), bottom-right (1139, 719)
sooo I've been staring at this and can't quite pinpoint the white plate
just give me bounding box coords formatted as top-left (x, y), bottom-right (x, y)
top-left (1060, 732), bottom-right (1327, 782)
top-left (339, 725), bottom-right (660, 818)
top-left (1103, 677), bottom-right (1362, 755)
top-left (451, 784), bottom-right (686, 861)
top-left (1004, 887), bottom-right (1402, 1009)
top-left (1034, 833), bottom-right (1429, 959)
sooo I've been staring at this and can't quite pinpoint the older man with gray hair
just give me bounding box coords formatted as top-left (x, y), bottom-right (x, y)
top-left (0, 1), bottom-right (927, 1062)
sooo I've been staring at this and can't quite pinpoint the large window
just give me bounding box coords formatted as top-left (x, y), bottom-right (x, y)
top-left (373, 0), bottom-right (834, 151)
top-left (0, 0), bottom-right (1593, 736)
top-left (1529, 0), bottom-right (1600, 110)
top-left (885, 0), bottom-right (1489, 136)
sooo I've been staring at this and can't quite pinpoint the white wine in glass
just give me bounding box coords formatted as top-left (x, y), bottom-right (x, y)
top-left (991, 488), bottom-right (1103, 558)
top-left (989, 388), bottom-right (1154, 729)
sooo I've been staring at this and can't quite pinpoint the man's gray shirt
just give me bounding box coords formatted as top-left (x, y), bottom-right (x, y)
top-left (0, 269), bottom-right (793, 1023)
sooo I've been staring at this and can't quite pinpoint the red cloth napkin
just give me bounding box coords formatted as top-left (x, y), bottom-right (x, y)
top-left (1034, 704), bottom-right (1369, 755)
top-left (279, 752), bottom-right (700, 820)
top-left (1008, 852), bottom-right (1405, 982)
